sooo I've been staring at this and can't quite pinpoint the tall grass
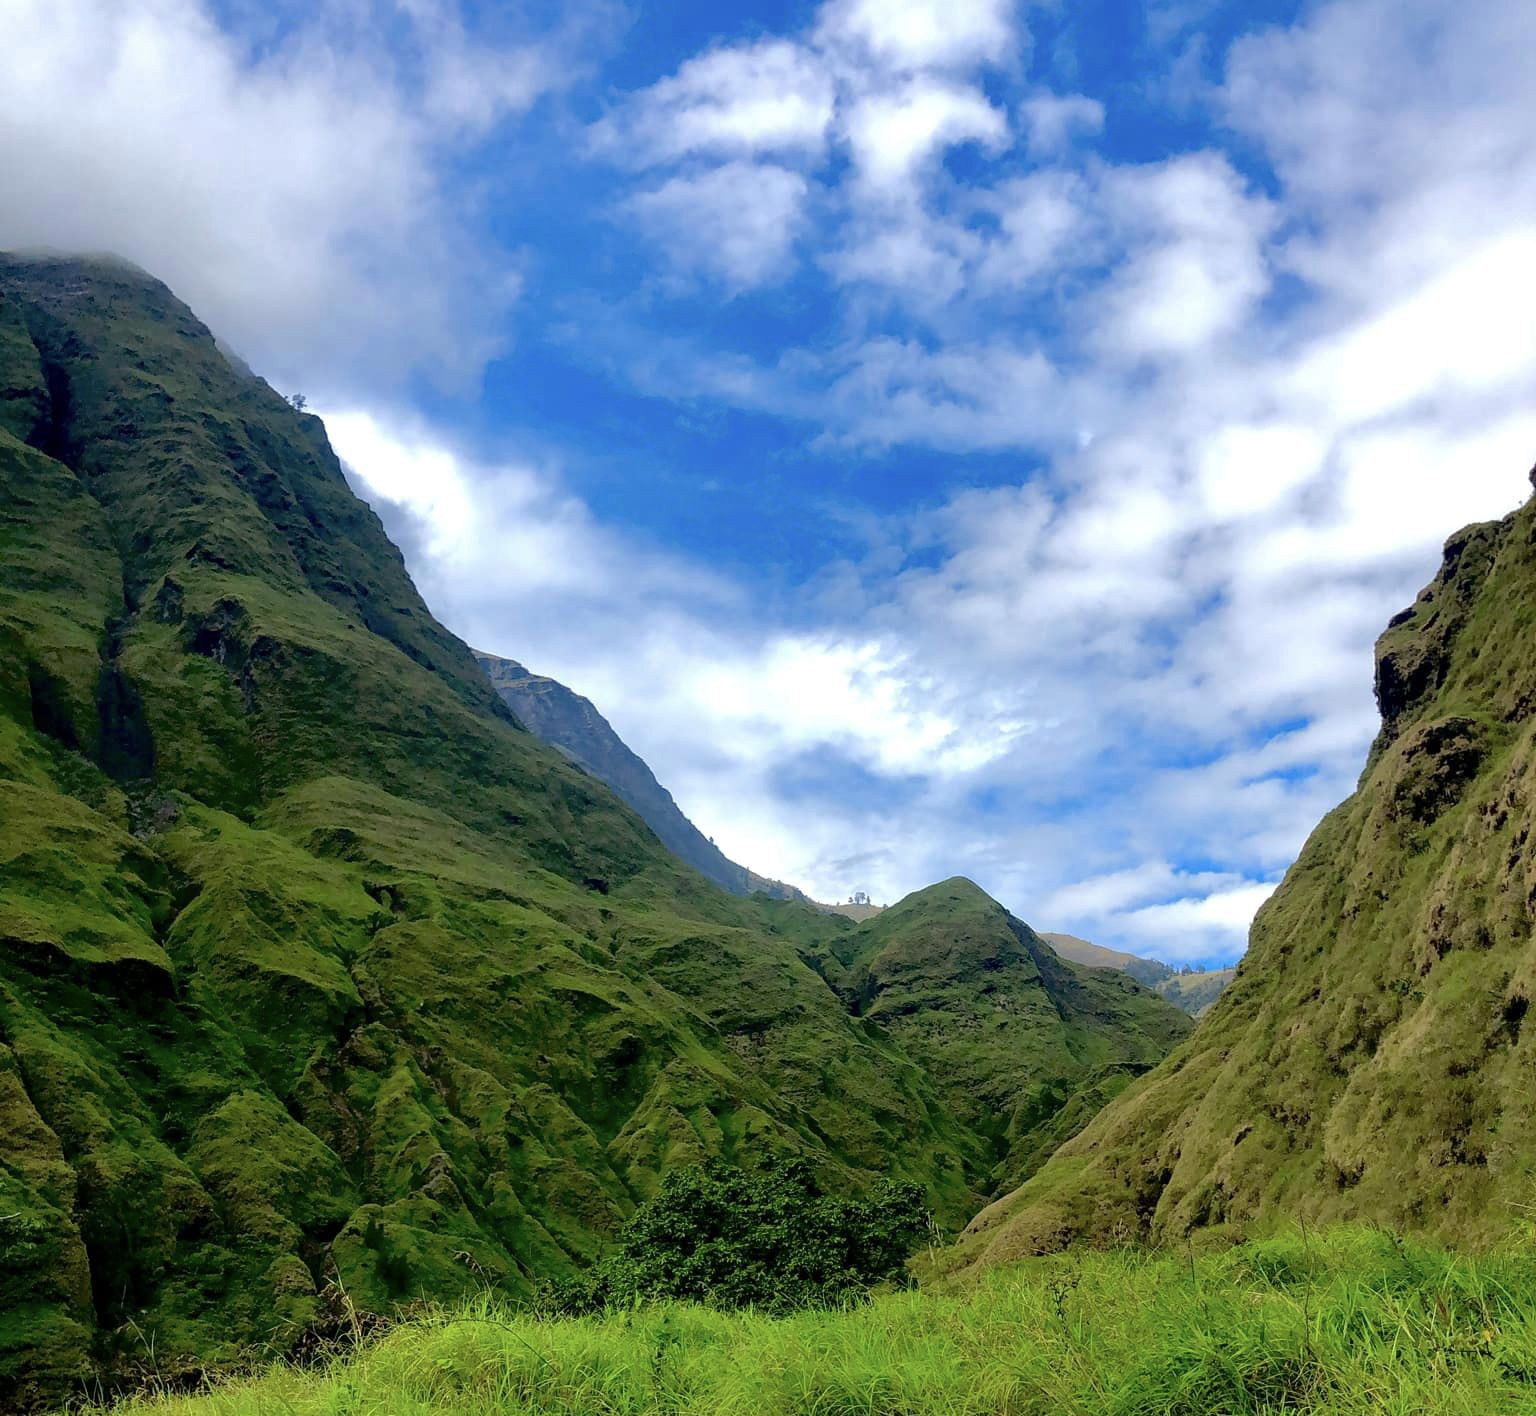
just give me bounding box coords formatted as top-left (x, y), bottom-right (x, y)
top-left (89, 1228), bottom-right (1536, 1416)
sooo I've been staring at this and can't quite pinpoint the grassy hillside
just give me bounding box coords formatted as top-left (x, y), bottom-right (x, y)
top-left (1154, 967), bottom-right (1236, 1018)
top-left (0, 255), bottom-right (1187, 1409)
top-left (955, 480), bottom-right (1536, 1267)
top-left (1041, 933), bottom-right (1174, 987)
top-left (818, 881), bottom-right (1192, 1191)
top-left (84, 1228), bottom-right (1536, 1416)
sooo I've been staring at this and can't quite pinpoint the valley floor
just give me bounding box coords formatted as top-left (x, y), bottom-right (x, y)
top-left (83, 1229), bottom-right (1536, 1416)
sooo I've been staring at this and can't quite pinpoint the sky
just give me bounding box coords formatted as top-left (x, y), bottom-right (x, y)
top-left (4, 0), bottom-right (1536, 965)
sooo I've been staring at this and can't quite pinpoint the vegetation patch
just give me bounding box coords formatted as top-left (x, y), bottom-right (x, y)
top-left (539, 1159), bottom-right (929, 1316)
top-left (79, 1228), bottom-right (1536, 1416)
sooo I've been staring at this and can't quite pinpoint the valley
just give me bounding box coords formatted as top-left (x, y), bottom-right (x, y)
top-left (0, 256), bottom-right (1187, 1408)
top-left (3, 254), bottom-right (1535, 1415)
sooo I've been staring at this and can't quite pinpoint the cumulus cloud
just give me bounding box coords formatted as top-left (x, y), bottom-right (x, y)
top-left (1019, 91), bottom-right (1104, 158)
top-left (595, 0), bottom-right (1027, 287)
top-left (841, 80), bottom-right (1011, 191)
top-left (0, 0), bottom-right (591, 390)
top-left (589, 40), bottom-right (835, 165)
top-left (814, 0), bottom-right (1020, 72)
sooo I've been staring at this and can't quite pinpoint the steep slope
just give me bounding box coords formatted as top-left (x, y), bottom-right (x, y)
top-left (0, 256), bottom-right (995, 1407)
top-left (817, 881), bottom-right (1193, 1192)
top-left (958, 479), bottom-right (1536, 1265)
top-left (475, 652), bottom-right (805, 901)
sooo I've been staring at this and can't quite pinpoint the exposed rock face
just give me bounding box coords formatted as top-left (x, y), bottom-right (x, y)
top-left (953, 483), bottom-right (1536, 1268)
top-left (476, 653), bottom-right (806, 902)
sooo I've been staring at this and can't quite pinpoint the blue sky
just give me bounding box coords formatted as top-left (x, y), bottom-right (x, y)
top-left (6, 0), bottom-right (1536, 963)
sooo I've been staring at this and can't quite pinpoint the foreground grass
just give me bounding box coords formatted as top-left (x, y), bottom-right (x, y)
top-left (92, 1229), bottom-right (1536, 1416)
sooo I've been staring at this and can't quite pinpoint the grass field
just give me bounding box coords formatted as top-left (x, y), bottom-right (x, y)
top-left (85, 1228), bottom-right (1536, 1416)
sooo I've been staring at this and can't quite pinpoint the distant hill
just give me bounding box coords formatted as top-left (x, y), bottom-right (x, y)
top-left (1041, 932), bottom-right (1173, 987)
top-left (958, 475), bottom-right (1536, 1265)
top-left (806, 881), bottom-right (1193, 1193)
top-left (1154, 967), bottom-right (1236, 1018)
top-left (824, 901), bottom-right (886, 922)
top-left (476, 652), bottom-right (807, 902)
top-left (1042, 932), bottom-right (1233, 1016)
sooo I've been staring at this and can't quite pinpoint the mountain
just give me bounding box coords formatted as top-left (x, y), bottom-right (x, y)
top-left (1040, 932), bottom-right (1175, 987)
top-left (806, 881), bottom-right (1193, 1192)
top-left (475, 652), bottom-right (806, 902)
top-left (956, 479), bottom-right (1536, 1267)
top-left (1153, 966), bottom-right (1236, 1018)
top-left (1042, 933), bottom-right (1235, 1017)
top-left (0, 255), bottom-right (1188, 1408)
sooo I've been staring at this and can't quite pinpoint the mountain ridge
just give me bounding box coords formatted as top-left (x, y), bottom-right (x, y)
top-left (475, 651), bottom-right (807, 902)
top-left (1042, 932), bottom-right (1235, 1016)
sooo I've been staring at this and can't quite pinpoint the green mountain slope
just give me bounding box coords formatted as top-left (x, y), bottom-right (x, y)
top-left (475, 652), bottom-right (807, 901)
top-left (0, 255), bottom-right (986, 1406)
top-left (0, 255), bottom-right (1189, 1409)
top-left (814, 881), bottom-right (1192, 1192)
top-left (955, 480), bottom-right (1536, 1267)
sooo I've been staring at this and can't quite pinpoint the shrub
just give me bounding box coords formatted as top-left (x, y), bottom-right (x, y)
top-left (541, 1158), bottom-right (928, 1315)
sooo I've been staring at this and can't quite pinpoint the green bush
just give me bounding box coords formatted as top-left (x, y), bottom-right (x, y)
top-left (541, 1159), bottom-right (929, 1315)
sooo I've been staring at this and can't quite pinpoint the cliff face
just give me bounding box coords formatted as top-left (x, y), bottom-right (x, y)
top-left (476, 652), bottom-right (806, 902)
top-left (955, 479), bottom-right (1536, 1267)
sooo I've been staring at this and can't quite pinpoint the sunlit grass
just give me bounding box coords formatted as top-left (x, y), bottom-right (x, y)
top-left (89, 1227), bottom-right (1536, 1416)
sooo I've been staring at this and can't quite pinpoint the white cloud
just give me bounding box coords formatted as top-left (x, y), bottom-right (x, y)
top-left (841, 80), bottom-right (1011, 191)
top-left (322, 407), bottom-right (728, 616)
top-left (1284, 232), bottom-right (1536, 425)
top-left (814, 0), bottom-right (1021, 72)
top-left (1195, 423), bottom-right (1327, 520)
top-left (1115, 882), bottom-right (1278, 960)
top-left (626, 163), bottom-right (811, 287)
top-left (590, 39), bottom-right (835, 166)
top-left (1039, 861), bottom-right (1278, 963)
top-left (593, 0), bottom-right (1025, 297)
top-left (1020, 91), bottom-right (1104, 159)
top-left (0, 0), bottom-right (577, 390)
top-left (1091, 153), bottom-right (1276, 359)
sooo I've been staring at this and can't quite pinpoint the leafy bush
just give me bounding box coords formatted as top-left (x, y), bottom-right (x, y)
top-left (541, 1159), bottom-right (929, 1315)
